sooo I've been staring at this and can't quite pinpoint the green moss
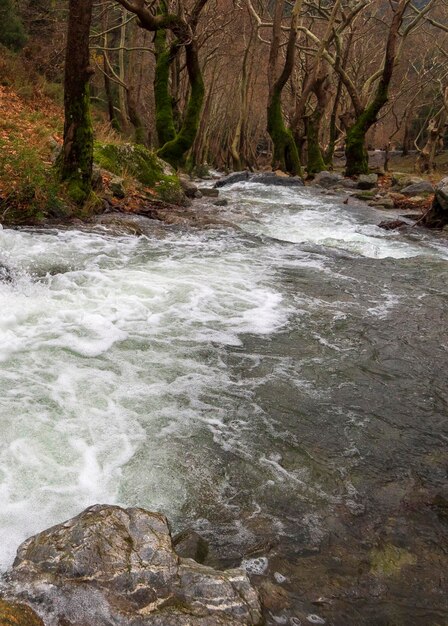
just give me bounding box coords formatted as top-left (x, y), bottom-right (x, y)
top-left (94, 142), bottom-right (186, 204)
top-left (267, 91), bottom-right (302, 177)
top-left (157, 43), bottom-right (205, 169)
top-left (58, 85), bottom-right (93, 205)
top-left (155, 176), bottom-right (187, 205)
top-left (354, 190), bottom-right (376, 200)
top-left (94, 142), bottom-right (172, 185)
top-left (0, 138), bottom-right (68, 225)
top-left (306, 115), bottom-right (326, 175)
top-left (345, 84), bottom-right (389, 177)
top-left (154, 29), bottom-right (177, 147)
top-left (345, 122), bottom-right (369, 177)
top-left (370, 544), bottom-right (416, 577)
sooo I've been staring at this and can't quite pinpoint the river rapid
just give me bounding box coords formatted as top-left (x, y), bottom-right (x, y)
top-left (0, 182), bottom-right (447, 625)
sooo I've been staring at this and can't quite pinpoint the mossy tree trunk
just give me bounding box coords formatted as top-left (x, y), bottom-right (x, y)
top-left (154, 28), bottom-right (177, 147)
top-left (345, 0), bottom-right (409, 176)
top-left (266, 0), bottom-right (303, 176)
top-left (306, 114), bottom-right (326, 175)
top-left (157, 40), bottom-right (205, 168)
top-left (59, 0), bottom-right (94, 204)
top-left (306, 74), bottom-right (329, 175)
top-left (115, 0), bottom-right (209, 169)
top-left (267, 91), bottom-right (301, 175)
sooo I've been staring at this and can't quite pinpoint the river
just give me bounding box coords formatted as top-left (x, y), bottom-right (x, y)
top-left (0, 182), bottom-right (447, 625)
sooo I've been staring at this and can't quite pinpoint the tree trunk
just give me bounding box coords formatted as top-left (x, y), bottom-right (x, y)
top-left (306, 114), bottom-right (326, 175)
top-left (345, 0), bottom-right (409, 176)
top-left (157, 40), bottom-right (205, 168)
top-left (58, 0), bottom-right (94, 204)
top-left (267, 0), bottom-right (303, 176)
top-left (306, 74), bottom-right (329, 175)
top-left (416, 116), bottom-right (445, 174)
top-left (118, 7), bottom-right (130, 131)
top-left (154, 28), bottom-right (177, 147)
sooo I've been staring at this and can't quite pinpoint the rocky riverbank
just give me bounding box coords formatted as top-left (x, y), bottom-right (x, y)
top-left (0, 505), bottom-right (262, 626)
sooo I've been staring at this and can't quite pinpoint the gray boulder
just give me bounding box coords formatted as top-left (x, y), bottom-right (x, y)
top-left (214, 172), bottom-right (304, 188)
top-left (179, 175), bottom-right (201, 199)
top-left (199, 187), bottom-right (220, 197)
top-left (4, 505), bottom-right (262, 626)
top-left (215, 172), bottom-right (251, 188)
top-left (357, 173), bottom-right (378, 190)
top-left (249, 173), bottom-right (304, 187)
top-left (311, 171), bottom-right (344, 188)
top-left (391, 173), bottom-right (424, 189)
top-left (400, 181), bottom-right (434, 196)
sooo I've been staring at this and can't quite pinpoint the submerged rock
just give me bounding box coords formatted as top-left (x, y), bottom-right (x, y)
top-left (378, 219), bottom-right (407, 230)
top-left (93, 213), bottom-right (167, 236)
top-left (0, 263), bottom-right (13, 283)
top-left (3, 505), bottom-right (262, 626)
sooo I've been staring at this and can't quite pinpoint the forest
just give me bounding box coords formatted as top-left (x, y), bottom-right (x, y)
top-left (0, 1), bottom-right (448, 626)
top-left (0, 0), bottom-right (447, 219)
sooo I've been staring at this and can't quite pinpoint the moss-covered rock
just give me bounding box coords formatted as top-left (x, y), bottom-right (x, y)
top-left (93, 142), bottom-right (187, 205)
top-left (0, 599), bottom-right (43, 626)
top-left (93, 142), bottom-right (172, 186)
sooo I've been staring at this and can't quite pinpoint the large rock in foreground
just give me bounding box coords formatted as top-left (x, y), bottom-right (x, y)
top-left (3, 505), bottom-right (262, 626)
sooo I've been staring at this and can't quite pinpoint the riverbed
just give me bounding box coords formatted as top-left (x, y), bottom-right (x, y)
top-left (1, 183), bottom-right (447, 624)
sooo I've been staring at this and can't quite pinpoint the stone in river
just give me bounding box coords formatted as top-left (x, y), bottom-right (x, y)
top-left (4, 504), bottom-right (262, 626)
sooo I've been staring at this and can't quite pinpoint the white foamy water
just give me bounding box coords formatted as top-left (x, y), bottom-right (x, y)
top-left (0, 227), bottom-right (289, 569)
top-left (1, 184), bottom-right (447, 572)
top-left (220, 183), bottom-right (448, 260)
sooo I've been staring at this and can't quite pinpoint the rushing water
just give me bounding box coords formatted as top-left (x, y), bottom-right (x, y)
top-left (1, 183), bottom-right (447, 624)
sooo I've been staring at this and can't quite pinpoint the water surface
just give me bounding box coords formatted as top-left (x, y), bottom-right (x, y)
top-left (1, 183), bottom-right (447, 624)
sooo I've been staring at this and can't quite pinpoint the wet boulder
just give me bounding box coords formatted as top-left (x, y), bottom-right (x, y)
top-left (179, 175), bottom-right (202, 199)
top-left (311, 171), bottom-right (344, 189)
top-left (215, 172), bottom-right (304, 188)
top-left (249, 173), bottom-right (304, 187)
top-left (4, 504), bottom-right (262, 626)
top-left (378, 219), bottom-right (407, 230)
top-left (357, 173), bottom-right (378, 190)
top-left (199, 187), bottom-right (220, 197)
top-left (215, 172), bottom-right (251, 187)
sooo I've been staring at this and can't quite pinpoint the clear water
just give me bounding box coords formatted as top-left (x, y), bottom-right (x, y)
top-left (1, 183), bottom-right (447, 624)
